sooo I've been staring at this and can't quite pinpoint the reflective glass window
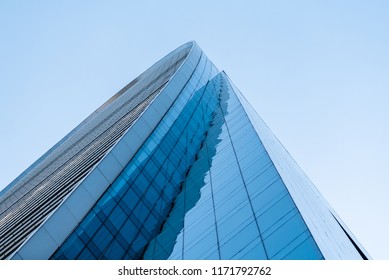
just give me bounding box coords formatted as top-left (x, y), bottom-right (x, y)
top-left (263, 213), bottom-right (308, 258)
top-left (220, 222), bottom-right (260, 259)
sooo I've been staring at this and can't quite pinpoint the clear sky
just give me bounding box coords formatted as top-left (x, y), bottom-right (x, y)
top-left (0, 1), bottom-right (388, 259)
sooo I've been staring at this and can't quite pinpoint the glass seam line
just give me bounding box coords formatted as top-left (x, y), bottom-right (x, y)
top-left (223, 73), bottom-right (324, 260)
top-left (181, 58), bottom-right (213, 260)
top-left (218, 74), bottom-right (269, 259)
top-left (221, 75), bottom-right (324, 259)
top-left (200, 78), bottom-right (222, 260)
top-left (137, 55), bottom-right (210, 260)
top-left (140, 56), bottom-right (211, 260)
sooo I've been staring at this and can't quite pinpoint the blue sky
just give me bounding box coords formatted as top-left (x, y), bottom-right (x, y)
top-left (0, 1), bottom-right (388, 259)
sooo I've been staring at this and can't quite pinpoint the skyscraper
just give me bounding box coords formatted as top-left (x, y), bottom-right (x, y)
top-left (0, 42), bottom-right (369, 260)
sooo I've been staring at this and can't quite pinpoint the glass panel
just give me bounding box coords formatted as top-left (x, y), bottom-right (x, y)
top-left (104, 239), bottom-right (125, 260)
top-left (184, 210), bottom-right (215, 246)
top-left (78, 247), bottom-right (95, 260)
top-left (217, 202), bottom-right (254, 242)
top-left (131, 232), bottom-right (148, 256)
top-left (220, 222), bottom-right (260, 259)
top-left (109, 205), bottom-right (127, 230)
top-left (263, 213), bottom-right (308, 258)
top-left (92, 225), bottom-right (112, 250)
top-left (81, 210), bottom-right (103, 238)
top-left (250, 179), bottom-right (288, 216)
top-left (240, 153), bottom-right (273, 183)
top-left (61, 235), bottom-right (85, 259)
top-left (245, 165), bottom-right (279, 194)
top-left (232, 239), bottom-right (267, 260)
top-left (119, 219), bottom-right (138, 245)
top-left (121, 187), bottom-right (140, 212)
top-left (281, 236), bottom-right (322, 260)
top-left (257, 194), bottom-right (297, 233)
top-left (183, 226), bottom-right (218, 259)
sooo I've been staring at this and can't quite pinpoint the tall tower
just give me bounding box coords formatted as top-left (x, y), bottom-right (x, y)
top-left (0, 42), bottom-right (369, 260)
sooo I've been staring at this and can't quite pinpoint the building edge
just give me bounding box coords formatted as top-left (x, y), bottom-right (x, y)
top-left (8, 41), bottom-right (202, 260)
top-left (226, 74), bottom-right (370, 260)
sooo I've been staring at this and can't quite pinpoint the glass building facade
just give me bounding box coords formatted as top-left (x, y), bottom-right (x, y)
top-left (0, 42), bottom-right (369, 260)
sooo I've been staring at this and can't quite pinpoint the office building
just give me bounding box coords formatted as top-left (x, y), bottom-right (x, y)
top-left (0, 42), bottom-right (369, 260)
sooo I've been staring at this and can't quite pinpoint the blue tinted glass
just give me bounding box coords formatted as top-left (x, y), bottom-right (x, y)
top-left (61, 235), bottom-right (85, 259)
top-left (122, 188), bottom-right (140, 212)
top-left (109, 205), bottom-right (127, 230)
top-left (78, 248), bottom-right (95, 260)
top-left (212, 178), bottom-right (242, 204)
top-left (237, 147), bottom-right (267, 169)
top-left (214, 187), bottom-right (248, 220)
top-left (153, 148), bottom-right (166, 165)
top-left (96, 193), bottom-right (116, 215)
top-left (155, 223), bottom-right (182, 251)
top-left (281, 236), bottom-right (323, 260)
top-left (88, 240), bottom-right (103, 258)
top-left (143, 159), bottom-right (159, 181)
top-left (250, 179), bottom-right (288, 215)
top-left (263, 213), bottom-right (308, 258)
top-left (144, 185), bottom-right (159, 202)
top-left (132, 202), bottom-right (151, 224)
top-left (258, 194), bottom-right (297, 232)
top-left (245, 165), bottom-right (279, 194)
top-left (217, 203), bottom-right (255, 242)
top-left (77, 228), bottom-right (90, 245)
top-left (82, 212), bottom-right (102, 238)
top-left (153, 171), bottom-right (168, 189)
top-left (231, 129), bottom-right (260, 148)
top-left (233, 239), bottom-right (267, 260)
top-left (240, 154), bottom-right (272, 183)
top-left (184, 210), bottom-right (215, 245)
top-left (104, 239), bottom-right (125, 259)
top-left (51, 68), bottom-right (325, 261)
top-left (131, 233), bottom-right (148, 256)
top-left (220, 222), bottom-right (260, 259)
top-left (122, 163), bottom-right (140, 181)
top-left (110, 175), bottom-right (130, 199)
top-left (203, 250), bottom-right (219, 260)
top-left (119, 219), bottom-right (138, 244)
top-left (183, 226), bottom-right (218, 259)
top-left (143, 213), bottom-right (159, 235)
top-left (92, 225), bottom-right (112, 250)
